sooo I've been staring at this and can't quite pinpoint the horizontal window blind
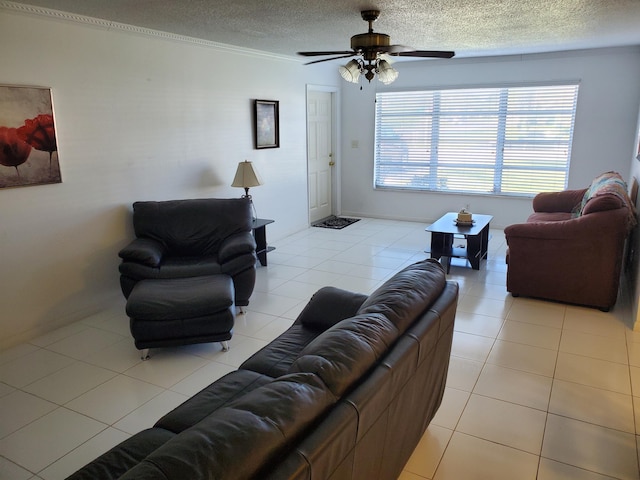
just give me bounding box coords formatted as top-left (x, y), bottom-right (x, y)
top-left (374, 84), bottom-right (579, 196)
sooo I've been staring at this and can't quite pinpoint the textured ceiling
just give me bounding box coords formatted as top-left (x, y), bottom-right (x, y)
top-left (5, 0), bottom-right (640, 59)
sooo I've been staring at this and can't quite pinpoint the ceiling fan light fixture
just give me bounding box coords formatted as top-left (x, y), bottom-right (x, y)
top-left (339, 59), bottom-right (362, 83)
top-left (377, 59), bottom-right (398, 85)
top-left (299, 10), bottom-right (454, 86)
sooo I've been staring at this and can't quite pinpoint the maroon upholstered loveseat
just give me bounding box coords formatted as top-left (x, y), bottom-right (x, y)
top-left (504, 172), bottom-right (636, 311)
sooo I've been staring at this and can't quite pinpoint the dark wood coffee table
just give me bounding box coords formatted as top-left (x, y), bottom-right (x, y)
top-left (425, 213), bottom-right (493, 273)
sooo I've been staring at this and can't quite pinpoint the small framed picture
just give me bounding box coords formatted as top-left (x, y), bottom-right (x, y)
top-left (254, 99), bottom-right (279, 149)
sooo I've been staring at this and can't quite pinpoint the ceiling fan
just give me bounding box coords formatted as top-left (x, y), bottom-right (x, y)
top-left (298, 10), bottom-right (455, 84)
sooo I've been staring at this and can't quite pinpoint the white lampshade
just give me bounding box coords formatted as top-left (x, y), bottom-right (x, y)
top-left (339, 59), bottom-right (362, 84)
top-left (231, 160), bottom-right (263, 190)
top-left (232, 161), bottom-right (263, 203)
top-left (377, 59), bottom-right (399, 85)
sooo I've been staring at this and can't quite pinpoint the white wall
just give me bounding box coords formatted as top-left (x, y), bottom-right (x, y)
top-left (0, 7), bottom-right (339, 348)
top-left (340, 47), bottom-right (640, 228)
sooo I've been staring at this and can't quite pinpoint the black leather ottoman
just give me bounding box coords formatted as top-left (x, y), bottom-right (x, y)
top-left (126, 275), bottom-right (235, 359)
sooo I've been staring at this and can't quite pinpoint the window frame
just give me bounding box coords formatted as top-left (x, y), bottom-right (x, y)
top-left (373, 82), bottom-right (580, 197)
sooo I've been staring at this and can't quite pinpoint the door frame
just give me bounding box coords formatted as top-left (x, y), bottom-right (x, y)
top-left (306, 84), bottom-right (341, 225)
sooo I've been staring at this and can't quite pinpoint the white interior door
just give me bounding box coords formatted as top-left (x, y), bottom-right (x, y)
top-left (307, 90), bottom-right (333, 223)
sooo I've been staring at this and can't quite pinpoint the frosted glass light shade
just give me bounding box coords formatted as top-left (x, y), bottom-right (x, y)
top-left (377, 60), bottom-right (398, 85)
top-left (339, 59), bottom-right (361, 83)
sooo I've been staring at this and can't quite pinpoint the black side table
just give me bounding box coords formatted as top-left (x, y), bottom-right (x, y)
top-left (252, 218), bottom-right (275, 266)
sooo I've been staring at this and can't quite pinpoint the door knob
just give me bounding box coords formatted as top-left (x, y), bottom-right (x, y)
top-left (329, 161), bottom-right (335, 166)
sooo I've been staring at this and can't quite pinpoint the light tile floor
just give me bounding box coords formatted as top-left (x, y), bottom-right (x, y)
top-left (1, 217), bottom-right (639, 480)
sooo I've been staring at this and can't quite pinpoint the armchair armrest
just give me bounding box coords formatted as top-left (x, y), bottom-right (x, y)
top-left (118, 237), bottom-right (167, 267)
top-left (532, 188), bottom-right (587, 213)
top-left (297, 287), bottom-right (368, 331)
top-left (218, 232), bottom-right (257, 264)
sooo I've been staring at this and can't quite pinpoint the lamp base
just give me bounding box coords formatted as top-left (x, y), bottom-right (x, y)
top-left (241, 194), bottom-right (258, 221)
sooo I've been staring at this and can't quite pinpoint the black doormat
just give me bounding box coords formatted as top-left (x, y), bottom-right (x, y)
top-left (313, 216), bottom-right (360, 230)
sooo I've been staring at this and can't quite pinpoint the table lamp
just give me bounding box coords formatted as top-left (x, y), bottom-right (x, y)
top-left (231, 160), bottom-right (263, 219)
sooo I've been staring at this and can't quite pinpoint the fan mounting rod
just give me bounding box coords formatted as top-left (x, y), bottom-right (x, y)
top-left (361, 9), bottom-right (380, 30)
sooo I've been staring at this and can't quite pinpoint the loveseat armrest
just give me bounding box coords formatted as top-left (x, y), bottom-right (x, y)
top-left (118, 237), bottom-right (167, 267)
top-left (218, 232), bottom-right (257, 264)
top-left (532, 188), bottom-right (587, 213)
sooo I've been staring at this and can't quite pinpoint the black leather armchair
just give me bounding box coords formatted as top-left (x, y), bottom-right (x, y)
top-left (118, 198), bottom-right (257, 306)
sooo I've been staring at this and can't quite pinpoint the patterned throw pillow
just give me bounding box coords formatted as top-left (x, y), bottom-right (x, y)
top-left (576, 171), bottom-right (637, 227)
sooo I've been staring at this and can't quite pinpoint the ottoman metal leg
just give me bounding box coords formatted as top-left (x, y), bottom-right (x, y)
top-left (221, 341), bottom-right (229, 352)
top-left (140, 348), bottom-right (150, 360)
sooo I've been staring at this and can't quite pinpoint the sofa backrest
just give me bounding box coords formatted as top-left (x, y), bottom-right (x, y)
top-left (118, 373), bottom-right (336, 480)
top-left (288, 259), bottom-right (446, 398)
top-left (265, 280), bottom-right (459, 480)
top-left (358, 258), bottom-right (446, 333)
top-left (288, 313), bottom-right (397, 397)
top-left (132, 198), bottom-right (252, 256)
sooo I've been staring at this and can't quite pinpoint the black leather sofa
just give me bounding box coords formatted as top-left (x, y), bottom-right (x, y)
top-left (67, 259), bottom-right (458, 480)
top-left (118, 197), bottom-right (257, 307)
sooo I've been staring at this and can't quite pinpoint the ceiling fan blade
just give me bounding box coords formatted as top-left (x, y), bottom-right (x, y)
top-left (379, 45), bottom-right (415, 54)
top-left (304, 54), bottom-right (357, 65)
top-left (297, 51), bottom-right (355, 57)
top-left (298, 11), bottom-right (455, 69)
top-left (391, 50), bottom-right (456, 58)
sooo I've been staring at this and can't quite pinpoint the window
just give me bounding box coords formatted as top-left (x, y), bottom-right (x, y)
top-left (374, 84), bottom-right (579, 196)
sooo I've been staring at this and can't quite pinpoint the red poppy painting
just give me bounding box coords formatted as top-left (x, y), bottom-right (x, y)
top-left (0, 86), bottom-right (61, 188)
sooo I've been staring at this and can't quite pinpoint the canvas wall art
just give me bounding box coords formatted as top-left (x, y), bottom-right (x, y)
top-left (254, 99), bottom-right (279, 149)
top-left (0, 85), bottom-right (61, 189)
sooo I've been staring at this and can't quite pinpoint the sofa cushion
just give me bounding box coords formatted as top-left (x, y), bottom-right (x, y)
top-left (298, 286), bottom-right (368, 331)
top-left (125, 275), bottom-right (233, 320)
top-left (119, 255), bottom-right (222, 280)
top-left (289, 313), bottom-right (397, 397)
top-left (239, 287), bottom-right (368, 378)
top-left (155, 369), bottom-right (273, 433)
top-left (121, 373), bottom-right (335, 480)
top-left (358, 259), bottom-right (446, 333)
top-left (66, 428), bottom-right (175, 480)
top-left (240, 324), bottom-right (322, 377)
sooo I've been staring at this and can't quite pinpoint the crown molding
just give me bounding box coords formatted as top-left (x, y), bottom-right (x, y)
top-left (0, 1), bottom-right (297, 62)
